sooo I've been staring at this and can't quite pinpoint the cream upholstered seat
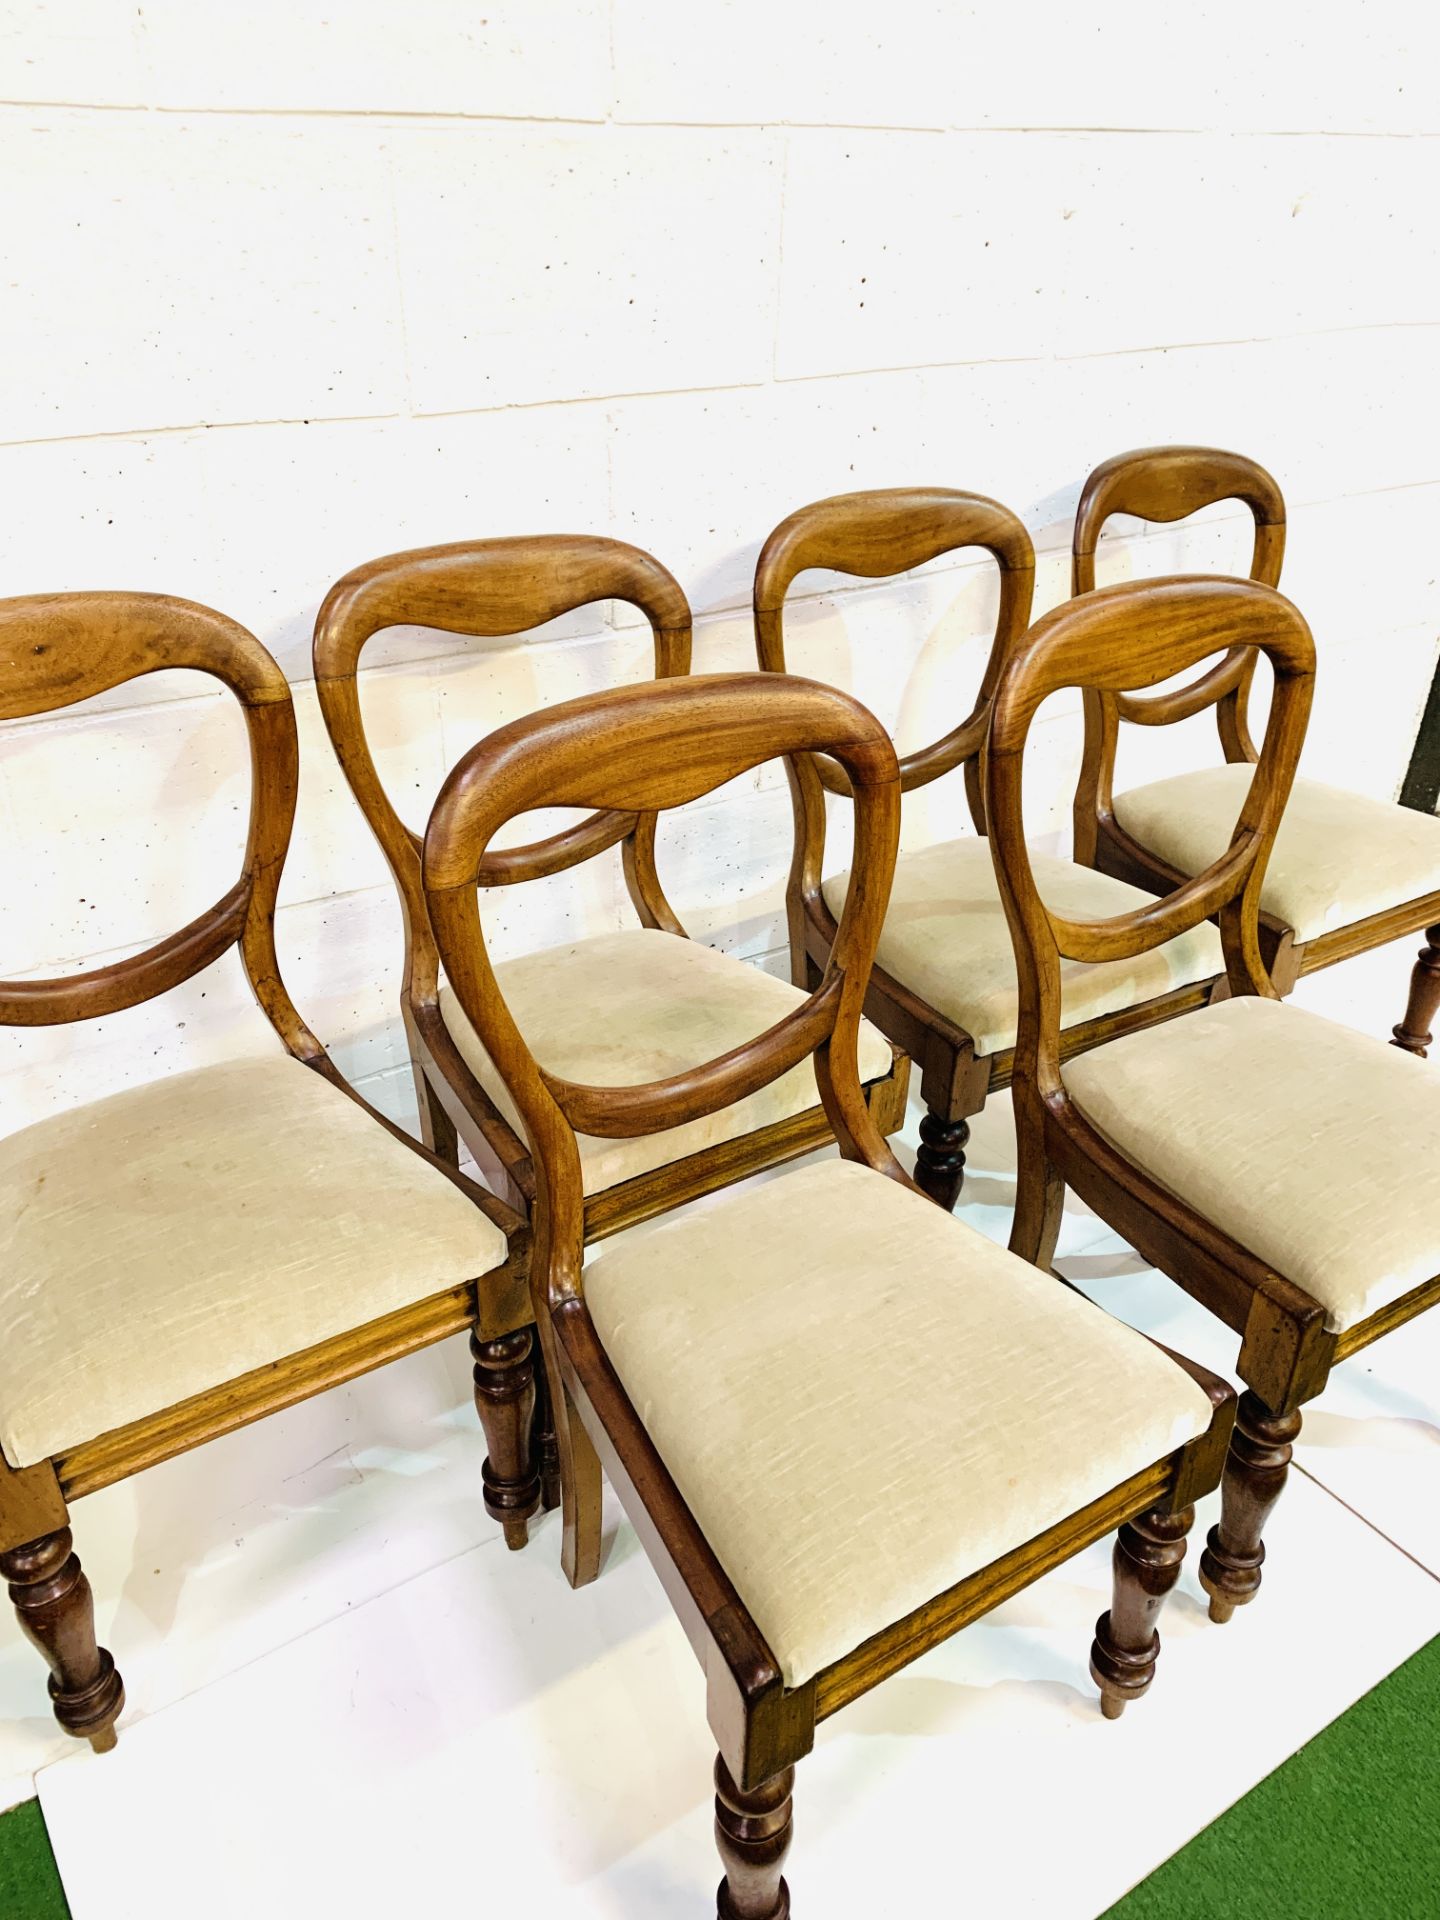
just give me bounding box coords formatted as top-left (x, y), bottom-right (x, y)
top-left (823, 837), bottom-right (1222, 1058)
top-left (1065, 995), bottom-right (1440, 1334)
top-left (1113, 767), bottom-right (1440, 945)
top-left (585, 1157), bottom-right (1213, 1687)
top-left (440, 927), bottom-right (895, 1191)
top-left (0, 1056), bottom-right (507, 1468)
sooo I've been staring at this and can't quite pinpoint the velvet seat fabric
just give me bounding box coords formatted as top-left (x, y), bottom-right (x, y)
top-left (585, 1157), bottom-right (1213, 1687)
top-left (440, 927), bottom-right (895, 1192)
top-left (1113, 767), bottom-right (1440, 944)
top-left (823, 837), bottom-right (1223, 1057)
top-left (1066, 994), bottom-right (1440, 1333)
top-left (0, 1056), bottom-right (507, 1467)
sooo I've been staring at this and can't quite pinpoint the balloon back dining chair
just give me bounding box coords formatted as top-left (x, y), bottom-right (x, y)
top-left (1071, 444), bottom-right (1440, 1051)
top-left (755, 487), bottom-right (1226, 1209)
top-left (313, 537), bottom-right (910, 1264)
top-left (988, 571), bottom-right (1440, 1626)
top-left (0, 592), bottom-right (527, 1754)
top-left (422, 666), bottom-right (1236, 1915)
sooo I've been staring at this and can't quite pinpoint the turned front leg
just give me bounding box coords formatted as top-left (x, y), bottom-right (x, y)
top-left (914, 1109), bottom-right (970, 1212)
top-left (2, 1529), bottom-right (125, 1752)
top-left (1391, 924), bottom-right (1440, 1058)
top-left (1199, 1390), bottom-right (1302, 1623)
top-left (471, 1328), bottom-right (542, 1550)
top-left (715, 1756), bottom-right (794, 1920)
top-left (1090, 1505), bottom-right (1193, 1719)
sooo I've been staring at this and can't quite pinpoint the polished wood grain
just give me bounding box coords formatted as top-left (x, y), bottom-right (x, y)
top-left (314, 533), bottom-right (908, 1222)
top-left (472, 1328), bottom-right (541, 1550)
top-left (988, 570), bottom-right (1440, 1622)
top-left (814, 1457), bottom-right (1173, 1721)
top-left (1090, 1505), bottom-right (1193, 1719)
top-left (423, 668), bottom-right (1237, 1910)
top-left (755, 487), bottom-right (1225, 1210)
top-left (1392, 922), bottom-right (1440, 1057)
top-left (1071, 445), bottom-right (1440, 1037)
top-left (51, 1277), bottom-right (516, 1499)
top-left (1071, 445), bottom-right (1284, 803)
top-left (715, 1757), bottom-right (793, 1920)
top-left (915, 1111), bottom-right (970, 1212)
top-left (580, 1076), bottom-right (908, 1241)
top-left (0, 1530), bottom-right (124, 1753)
top-left (1198, 1393), bottom-right (1302, 1624)
top-left (0, 1454), bottom-right (68, 1546)
top-left (0, 592), bottom-right (526, 1755)
top-left (1333, 1270), bottom-right (1440, 1362)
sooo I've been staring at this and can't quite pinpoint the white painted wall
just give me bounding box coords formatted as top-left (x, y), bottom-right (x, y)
top-left (3, 2), bottom-right (1438, 1130)
top-left (2, 0), bottom-right (1439, 1808)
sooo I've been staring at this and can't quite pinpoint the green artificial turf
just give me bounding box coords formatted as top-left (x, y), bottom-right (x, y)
top-left (1106, 1632), bottom-right (1440, 1919)
top-left (0, 1799), bottom-right (68, 1920)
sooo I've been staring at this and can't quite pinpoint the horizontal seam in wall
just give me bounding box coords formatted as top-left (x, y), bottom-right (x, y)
top-left (0, 101), bottom-right (611, 126)
top-left (0, 379), bottom-right (771, 452)
top-left (3, 103), bottom-right (1436, 139)
top-left (769, 317), bottom-right (1440, 389)
top-left (0, 411), bottom-right (406, 453)
top-left (6, 318), bottom-right (1440, 455)
top-left (616, 120), bottom-right (1440, 140)
top-left (408, 380), bottom-right (772, 421)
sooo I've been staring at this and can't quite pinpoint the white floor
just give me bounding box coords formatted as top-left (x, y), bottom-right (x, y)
top-left (12, 931), bottom-right (1440, 1917)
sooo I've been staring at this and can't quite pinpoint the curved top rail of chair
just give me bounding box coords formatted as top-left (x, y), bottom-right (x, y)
top-left (424, 672), bottom-right (896, 890)
top-left (0, 591), bottom-right (318, 1054)
top-left (754, 487), bottom-right (1033, 609)
top-left (1071, 447), bottom-right (1286, 744)
top-left (314, 534), bottom-right (692, 660)
top-left (754, 487), bottom-right (1035, 799)
top-left (993, 575), bottom-right (1311, 750)
top-left (0, 590), bottom-right (289, 721)
top-left (989, 576), bottom-right (1315, 970)
top-left (1072, 445), bottom-right (1285, 556)
top-left (422, 671), bottom-right (903, 1296)
top-left (313, 535), bottom-right (694, 897)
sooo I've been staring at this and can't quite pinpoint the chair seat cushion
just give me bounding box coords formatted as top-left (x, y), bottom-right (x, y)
top-left (1065, 995), bottom-right (1440, 1333)
top-left (0, 1057), bottom-right (508, 1468)
top-left (824, 837), bottom-right (1222, 1058)
top-left (440, 928), bottom-right (895, 1194)
top-left (1113, 768), bottom-right (1440, 944)
top-left (585, 1157), bottom-right (1213, 1687)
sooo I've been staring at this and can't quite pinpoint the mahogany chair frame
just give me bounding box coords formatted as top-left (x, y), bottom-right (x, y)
top-left (0, 593), bottom-right (529, 1755)
top-left (423, 669), bottom-right (1236, 1915)
top-left (990, 574), bottom-right (1440, 1627)
top-left (313, 536), bottom-right (909, 1252)
top-left (756, 487), bottom-right (1225, 1210)
top-left (1071, 445), bottom-right (1440, 1054)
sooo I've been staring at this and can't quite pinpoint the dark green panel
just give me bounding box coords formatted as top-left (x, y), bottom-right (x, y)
top-left (0, 1800), bottom-right (69, 1920)
top-left (1105, 1633), bottom-right (1440, 1919)
top-left (1401, 652), bottom-right (1440, 815)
